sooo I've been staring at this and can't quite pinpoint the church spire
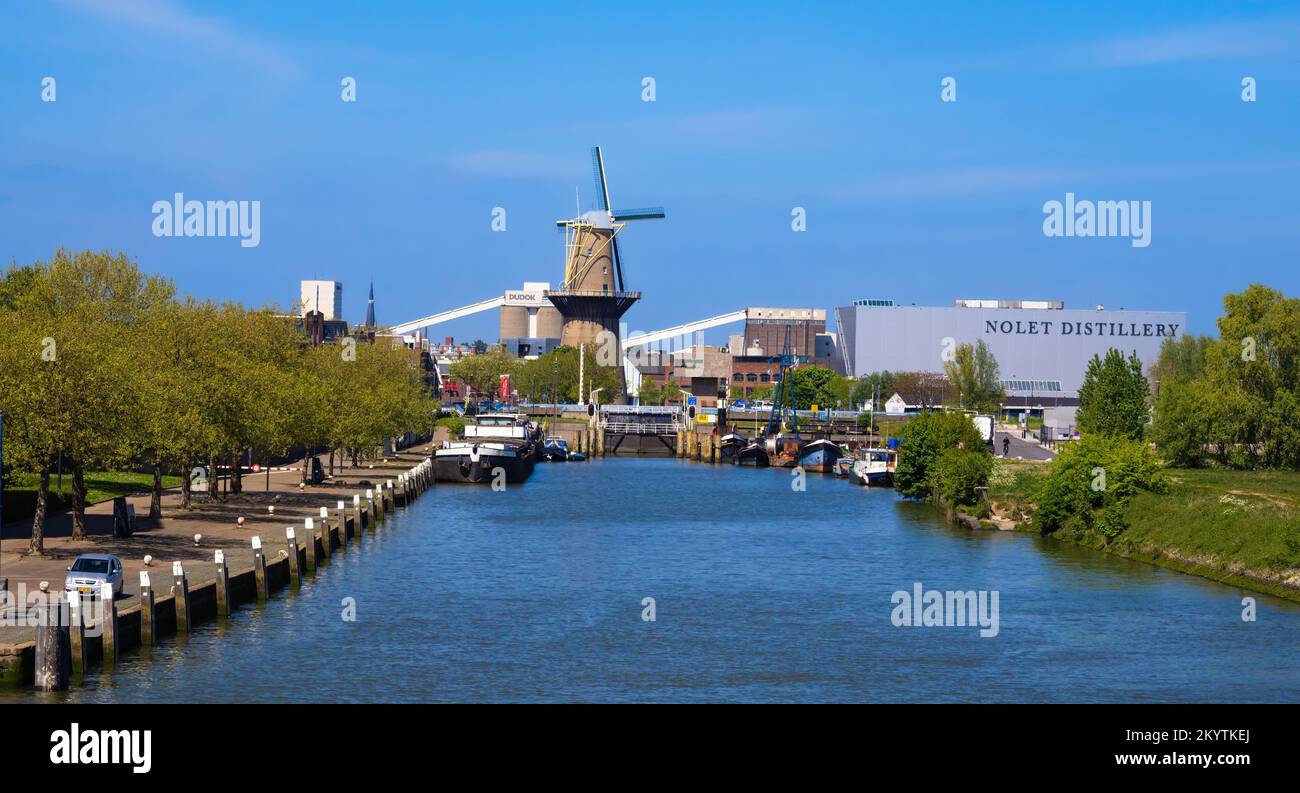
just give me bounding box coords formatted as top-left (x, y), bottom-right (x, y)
top-left (365, 281), bottom-right (376, 328)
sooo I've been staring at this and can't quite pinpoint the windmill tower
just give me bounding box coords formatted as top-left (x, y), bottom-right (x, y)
top-left (546, 147), bottom-right (664, 377)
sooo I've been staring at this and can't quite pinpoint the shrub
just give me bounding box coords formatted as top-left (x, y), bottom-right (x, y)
top-left (435, 416), bottom-right (465, 439)
top-left (894, 411), bottom-right (988, 501)
top-left (935, 448), bottom-right (993, 507)
top-left (1032, 433), bottom-right (1165, 537)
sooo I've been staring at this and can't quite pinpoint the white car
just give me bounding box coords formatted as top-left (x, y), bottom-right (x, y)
top-left (64, 554), bottom-right (125, 598)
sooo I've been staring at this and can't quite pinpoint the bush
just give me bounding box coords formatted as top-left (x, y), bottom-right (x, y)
top-left (435, 416), bottom-right (465, 439)
top-left (894, 411), bottom-right (988, 501)
top-left (935, 448), bottom-right (993, 507)
top-left (1032, 434), bottom-right (1165, 537)
top-left (855, 412), bottom-right (878, 432)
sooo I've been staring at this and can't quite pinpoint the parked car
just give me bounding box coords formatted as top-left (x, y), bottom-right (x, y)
top-left (751, 400), bottom-right (773, 412)
top-left (64, 554), bottom-right (124, 598)
top-left (731, 399), bottom-right (749, 410)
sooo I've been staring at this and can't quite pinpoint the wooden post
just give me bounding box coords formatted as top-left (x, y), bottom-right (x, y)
top-left (302, 519), bottom-right (318, 570)
top-left (334, 502), bottom-right (348, 547)
top-left (252, 536), bottom-right (268, 601)
top-left (34, 596), bottom-right (68, 691)
top-left (172, 561), bottom-right (191, 632)
top-left (99, 582), bottom-right (118, 666)
top-left (67, 592), bottom-right (87, 679)
top-left (214, 549), bottom-right (231, 617)
top-left (318, 507), bottom-right (332, 559)
top-left (286, 526), bottom-right (301, 584)
top-left (366, 490), bottom-right (377, 528)
top-left (139, 571), bottom-right (156, 646)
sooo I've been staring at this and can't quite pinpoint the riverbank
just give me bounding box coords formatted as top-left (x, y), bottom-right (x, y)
top-left (0, 447), bottom-right (436, 687)
top-left (980, 459), bottom-right (1300, 603)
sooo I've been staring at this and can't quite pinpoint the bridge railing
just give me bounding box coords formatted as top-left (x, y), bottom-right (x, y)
top-left (604, 420), bottom-right (679, 436)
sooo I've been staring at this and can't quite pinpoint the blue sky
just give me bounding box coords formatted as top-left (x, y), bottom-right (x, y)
top-left (2, 0), bottom-right (1298, 341)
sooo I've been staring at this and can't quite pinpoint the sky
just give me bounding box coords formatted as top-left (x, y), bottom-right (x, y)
top-left (1, 0), bottom-right (1297, 343)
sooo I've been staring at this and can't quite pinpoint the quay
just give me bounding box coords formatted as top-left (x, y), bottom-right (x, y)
top-left (0, 445), bottom-right (437, 689)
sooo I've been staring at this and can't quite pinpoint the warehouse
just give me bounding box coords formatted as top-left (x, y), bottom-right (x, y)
top-left (834, 298), bottom-right (1186, 406)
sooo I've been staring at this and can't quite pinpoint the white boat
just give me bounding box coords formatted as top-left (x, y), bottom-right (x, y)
top-left (849, 448), bottom-right (896, 486)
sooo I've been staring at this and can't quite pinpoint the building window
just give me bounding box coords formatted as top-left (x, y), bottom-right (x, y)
top-left (733, 372), bottom-right (743, 382)
top-left (760, 373), bottom-right (770, 383)
top-left (746, 373), bottom-right (758, 382)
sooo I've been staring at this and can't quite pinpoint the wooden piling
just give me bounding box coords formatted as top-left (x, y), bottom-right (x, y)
top-left (139, 571), bottom-right (156, 646)
top-left (319, 507), bottom-right (333, 558)
top-left (334, 503), bottom-right (348, 547)
top-left (34, 598), bottom-right (68, 691)
top-left (172, 561), bottom-right (192, 632)
top-left (100, 582), bottom-right (118, 666)
top-left (252, 537), bottom-right (268, 601)
top-left (67, 593), bottom-right (87, 679)
top-left (303, 519), bottom-right (318, 570)
top-left (214, 549), bottom-right (231, 617)
top-left (286, 526), bottom-right (301, 584)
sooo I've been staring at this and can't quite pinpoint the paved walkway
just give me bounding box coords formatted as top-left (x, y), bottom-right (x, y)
top-left (994, 426), bottom-right (1056, 461)
top-left (0, 444), bottom-right (435, 646)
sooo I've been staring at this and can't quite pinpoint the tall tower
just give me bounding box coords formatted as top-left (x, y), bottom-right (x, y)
top-left (546, 147), bottom-right (663, 386)
top-left (364, 281), bottom-right (376, 329)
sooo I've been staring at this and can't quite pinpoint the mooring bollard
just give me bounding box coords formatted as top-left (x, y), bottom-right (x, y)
top-left (286, 526), bottom-right (301, 584)
top-left (34, 596), bottom-right (68, 691)
top-left (67, 592), bottom-right (87, 679)
top-left (100, 581), bottom-right (118, 666)
top-left (139, 571), bottom-right (156, 646)
top-left (365, 489), bottom-right (377, 528)
top-left (173, 561), bottom-right (191, 632)
top-left (335, 502), bottom-right (348, 546)
top-left (214, 549), bottom-right (231, 617)
top-left (252, 536), bottom-right (268, 601)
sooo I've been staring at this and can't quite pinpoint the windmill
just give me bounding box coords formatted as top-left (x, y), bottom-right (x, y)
top-left (547, 147), bottom-right (664, 388)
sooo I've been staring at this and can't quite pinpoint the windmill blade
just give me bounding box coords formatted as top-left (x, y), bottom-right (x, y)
top-left (611, 234), bottom-right (625, 291)
top-left (591, 146), bottom-right (611, 212)
top-left (610, 206), bottom-right (665, 221)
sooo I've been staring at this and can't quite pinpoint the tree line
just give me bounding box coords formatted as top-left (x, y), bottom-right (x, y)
top-left (0, 249), bottom-right (437, 554)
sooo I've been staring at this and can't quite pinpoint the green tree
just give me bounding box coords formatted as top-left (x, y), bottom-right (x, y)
top-left (790, 365), bottom-right (846, 410)
top-left (893, 411), bottom-right (986, 501)
top-left (1076, 348), bottom-right (1150, 440)
top-left (851, 371), bottom-right (896, 410)
top-left (1032, 433), bottom-right (1165, 538)
top-left (448, 350), bottom-right (519, 399)
top-left (638, 377), bottom-right (663, 405)
top-left (943, 340), bottom-right (1004, 413)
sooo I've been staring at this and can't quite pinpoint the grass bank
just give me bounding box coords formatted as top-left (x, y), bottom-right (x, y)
top-left (1, 471), bottom-right (183, 525)
top-left (983, 458), bottom-right (1300, 600)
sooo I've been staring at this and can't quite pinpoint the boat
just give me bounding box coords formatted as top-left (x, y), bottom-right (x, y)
top-left (848, 448), bottom-right (897, 487)
top-left (797, 438), bottom-right (843, 474)
top-left (719, 433), bottom-right (748, 461)
top-left (433, 413), bottom-right (539, 484)
top-left (566, 451), bottom-right (586, 462)
top-left (543, 437), bottom-right (570, 462)
top-left (433, 441), bottom-right (535, 483)
top-left (734, 441), bottom-right (770, 467)
top-left (765, 434), bottom-right (802, 468)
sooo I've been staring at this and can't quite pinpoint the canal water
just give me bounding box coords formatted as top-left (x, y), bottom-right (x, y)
top-left (15, 458), bottom-right (1300, 702)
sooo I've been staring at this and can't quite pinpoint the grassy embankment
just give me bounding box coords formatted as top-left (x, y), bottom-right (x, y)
top-left (986, 459), bottom-right (1300, 600)
top-left (1, 471), bottom-right (183, 525)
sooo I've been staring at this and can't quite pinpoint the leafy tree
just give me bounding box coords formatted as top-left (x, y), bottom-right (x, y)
top-left (851, 371), bottom-right (896, 410)
top-left (448, 350), bottom-right (519, 399)
top-left (1076, 348), bottom-right (1150, 440)
top-left (893, 411), bottom-right (986, 500)
top-left (943, 340), bottom-right (1004, 412)
top-left (638, 377), bottom-right (663, 405)
top-left (790, 366), bottom-right (847, 410)
top-left (515, 346), bottom-right (622, 404)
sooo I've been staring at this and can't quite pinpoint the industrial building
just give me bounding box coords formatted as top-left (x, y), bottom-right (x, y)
top-left (834, 298), bottom-right (1186, 405)
top-left (498, 282), bottom-right (564, 359)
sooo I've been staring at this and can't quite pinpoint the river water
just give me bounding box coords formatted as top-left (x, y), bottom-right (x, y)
top-left (12, 458), bottom-right (1300, 702)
